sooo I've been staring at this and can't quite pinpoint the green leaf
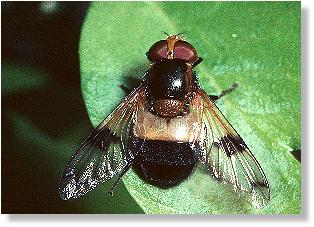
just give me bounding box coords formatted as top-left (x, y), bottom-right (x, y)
top-left (79, 1), bottom-right (301, 214)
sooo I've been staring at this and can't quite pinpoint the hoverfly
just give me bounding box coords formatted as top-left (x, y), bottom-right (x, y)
top-left (59, 34), bottom-right (270, 208)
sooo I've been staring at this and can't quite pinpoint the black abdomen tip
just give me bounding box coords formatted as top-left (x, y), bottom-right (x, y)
top-left (130, 136), bottom-right (198, 188)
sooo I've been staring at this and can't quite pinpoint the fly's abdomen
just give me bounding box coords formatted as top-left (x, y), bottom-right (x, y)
top-left (129, 102), bottom-right (202, 188)
top-left (132, 137), bottom-right (197, 188)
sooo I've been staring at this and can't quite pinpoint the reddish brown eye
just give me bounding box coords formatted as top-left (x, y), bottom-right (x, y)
top-left (173, 40), bottom-right (198, 63)
top-left (146, 38), bottom-right (199, 63)
top-left (146, 40), bottom-right (168, 62)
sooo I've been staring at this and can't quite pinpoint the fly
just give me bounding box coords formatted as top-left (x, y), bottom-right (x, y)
top-left (59, 34), bottom-right (270, 208)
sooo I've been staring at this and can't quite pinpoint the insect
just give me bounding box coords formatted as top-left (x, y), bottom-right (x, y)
top-left (59, 34), bottom-right (270, 208)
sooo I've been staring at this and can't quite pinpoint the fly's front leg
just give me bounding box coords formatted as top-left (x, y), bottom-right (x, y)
top-left (119, 84), bottom-right (132, 94)
top-left (209, 82), bottom-right (239, 102)
top-left (119, 77), bottom-right (144, 94)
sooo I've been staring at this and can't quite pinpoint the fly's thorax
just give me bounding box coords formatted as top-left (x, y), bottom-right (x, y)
top-left (153, 99), bottom-right (185, 117)
top-left (146, 58), bottom-right (195, 117)
top-left (147, 59), bottom-right (190, 99)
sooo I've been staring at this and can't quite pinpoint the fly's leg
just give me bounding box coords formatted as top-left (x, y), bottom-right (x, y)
top-left (209, 82), bottom-right (239, 102)
top-left (119, 84), bottom-right (132, 94)
top-left (192, 57), bottom-right (203, 68)
top-left (108, 161), bottom-right (133, 196)
top-left (119, 77), bottom-right (143, 94)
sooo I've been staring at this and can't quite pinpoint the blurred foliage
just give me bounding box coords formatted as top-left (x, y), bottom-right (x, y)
top-left (1, 2), bottom-right (142, 213)
top-left (2, 63), bottom-right (49, 94)
top-left (80, 2), bottom-right (301, 214)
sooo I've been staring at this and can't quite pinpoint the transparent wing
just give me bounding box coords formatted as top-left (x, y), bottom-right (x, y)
top-left (59, 86), bottom-right (145, 200)
top-left (194, 89), bottom-right (270, 208)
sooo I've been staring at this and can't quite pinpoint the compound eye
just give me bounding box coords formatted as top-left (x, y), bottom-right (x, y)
top-left (173, 40), bottom-right (198, 63)
top-left (146, 40), bottom-right (168, 62)
top-left (146, 39), bottom-right (199, 63)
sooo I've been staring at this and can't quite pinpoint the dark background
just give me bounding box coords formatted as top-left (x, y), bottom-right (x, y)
top-left (2, 1), bottom-right (90, 213)
top-left (1, 1), bottom-right (142, 214)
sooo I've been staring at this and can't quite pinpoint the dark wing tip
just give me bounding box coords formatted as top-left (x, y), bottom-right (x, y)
top-left (58, 174), bottom-right (76, 200)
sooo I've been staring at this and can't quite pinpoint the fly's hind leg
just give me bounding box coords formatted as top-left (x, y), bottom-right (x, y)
top-left (108, 161), bottom-right (133, 196)
top-left (209, 82), bottom-right (239, 102)
top-left (107, 132), bottom-right (134, 196)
